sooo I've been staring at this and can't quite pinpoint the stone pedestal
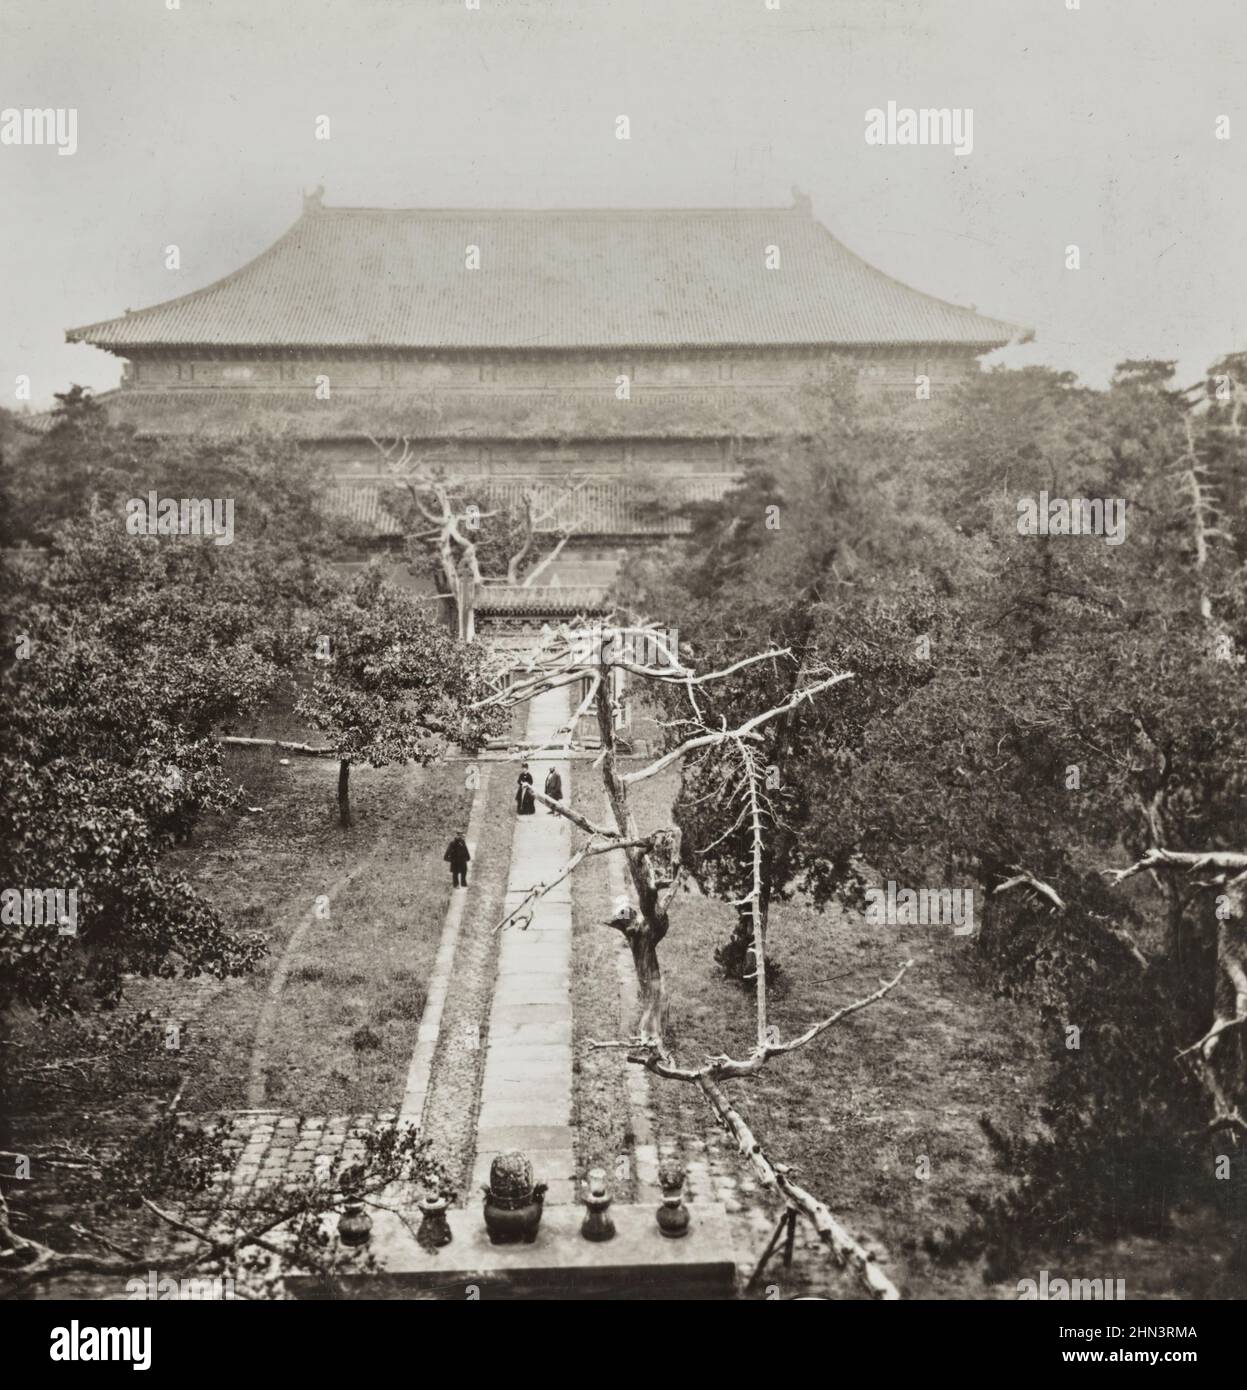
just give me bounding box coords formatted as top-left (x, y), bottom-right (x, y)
top-left (286, 1202), bottom-right (737, 1300)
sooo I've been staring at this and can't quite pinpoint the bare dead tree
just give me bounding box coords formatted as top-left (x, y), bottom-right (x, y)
top-left (368, 435), bottom-right (490, 641)
top-left (984, 849), bottom-right (1247, 1137)
top-left (475, 620), bottom-right (910, 1298)
top-left (1101, 848), bottom-right (1247, 1138)
top-left (1172, 413), bottom-right (1233, 628)
top-left (369, 436), bottom-right (587, 641)
top-left (504, 479), bottom-right (590, 587)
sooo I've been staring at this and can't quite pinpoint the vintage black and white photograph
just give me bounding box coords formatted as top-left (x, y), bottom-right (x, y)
top-left (1, 0), bottom-right (1244, 1343)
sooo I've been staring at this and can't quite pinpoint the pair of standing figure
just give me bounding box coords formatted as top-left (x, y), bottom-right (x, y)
top-left (515, 762), bottom-right (563, 816)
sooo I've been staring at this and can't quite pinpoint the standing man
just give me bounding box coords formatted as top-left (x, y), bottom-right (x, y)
top-left (444, 832), bottom-right (471, 888)
top-left (543, 766), bottom-right (564, 810)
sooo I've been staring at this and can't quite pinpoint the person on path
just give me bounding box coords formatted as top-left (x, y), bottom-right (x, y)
top-left (543, 766), bottom-right (563, 810)
top-left (444, 832), bottom-right (471, 888)
top-left (516, 763), bottom-right (536, 816)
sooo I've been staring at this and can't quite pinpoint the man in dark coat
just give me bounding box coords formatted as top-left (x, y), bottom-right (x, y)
top-left (444, 833), bottom-right (471, 888)
top-left (543, 766), bottom-right (564, 810)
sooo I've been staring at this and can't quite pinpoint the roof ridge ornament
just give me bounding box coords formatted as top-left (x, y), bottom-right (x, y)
top-left (303, 183), bottom-right (325, 214)
top-left (790, 185), bottom-right (812, 216)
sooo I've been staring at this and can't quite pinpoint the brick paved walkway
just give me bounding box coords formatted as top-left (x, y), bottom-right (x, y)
top-left (217, 1110), bottom-right (382, 1199)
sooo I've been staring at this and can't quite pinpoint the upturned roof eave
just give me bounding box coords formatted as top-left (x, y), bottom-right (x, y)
top-left (65, 331), bottom-right (1030, 354)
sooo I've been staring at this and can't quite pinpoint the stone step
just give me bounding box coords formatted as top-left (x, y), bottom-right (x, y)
top-left (479, 1042), bottom-right (571, 1078)
top-left (478, 1077), bottom-right (572, 1112)
top-left (488, 1002), bottom-right (572, 1027)
top-left (287, 1203), bottom-right (738, 1298)
top-left (497, 945), bottom-right (571, 971)
top-left (492, 980), bottom-right (570, 1007)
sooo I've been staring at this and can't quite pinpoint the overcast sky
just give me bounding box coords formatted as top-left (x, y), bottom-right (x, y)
top-left (2, 0), bottom-right (1243, 407)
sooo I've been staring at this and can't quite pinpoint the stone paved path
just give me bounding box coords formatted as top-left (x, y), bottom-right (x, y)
top-left (470, 686), bottom-right (577, 1204)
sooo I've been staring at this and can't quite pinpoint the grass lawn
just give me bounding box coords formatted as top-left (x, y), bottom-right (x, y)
top-left (5, 742), bottom-right (474, 1296)
top-left (626, 764), bottom-right (1051, 1299)
top-left (616, 756), bottom-right (1247, 1300)
top-left (418, 762), bottom-right (520, 1200)
top-left (78, 745), bottom-right (472, 1116)
top-left (569, 769), bottom-right (640, 1201)
top-left (244, 761), bottom-right (473, 1113)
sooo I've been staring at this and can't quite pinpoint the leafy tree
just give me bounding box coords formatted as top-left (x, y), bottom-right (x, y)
top-left (296, 565), bottom-right (505, 825)
top-left (811, 363), bottom-right (1247, 1263)
top-left (624, 361), bottom-right (1247, 1274)
top-left (2, 390), bottom-right (357, 556)
top-left (0, 416), bottom-right (505, 1291)
top-left (621, 382), bottom-right (940, 977)
top-left (0, 517), bottom-right (317, 1011)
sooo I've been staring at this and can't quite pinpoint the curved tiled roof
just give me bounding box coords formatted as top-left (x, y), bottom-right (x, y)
top-left (67, 199), bottom-right (1028, 353)
top-left (474, 584), bottom-right (609, 617)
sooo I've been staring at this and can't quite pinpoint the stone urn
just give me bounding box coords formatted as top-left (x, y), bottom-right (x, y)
top-left (416, 1188), bottom-right (453, 1251)
top-left (580, 1167), bottom-right (616, 1242)
top-left (482, 1151), bottom-right (547, 1245)
top-left (656, 1159), bottom-right (690, 1238)
top-left (337, 1192), bottom-right (373, 1247)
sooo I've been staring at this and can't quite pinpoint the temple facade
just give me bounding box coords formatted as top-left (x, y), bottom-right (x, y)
top-left (67, 189), bottom-right (1025, 524)
top-left (65, 191), bottom-right (1026, 629)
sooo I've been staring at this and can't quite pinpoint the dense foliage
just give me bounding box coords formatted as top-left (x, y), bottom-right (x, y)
top-left (0, 399), bottom-right (498, 1006)
top-left (623, 362), bottom-right (1247, 1267)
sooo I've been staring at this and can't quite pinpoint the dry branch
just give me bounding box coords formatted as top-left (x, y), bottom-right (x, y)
top-left (1103, 846), bottom-right (1247, 1135)
top-left (697, 1074), bottom-right (899, 1299)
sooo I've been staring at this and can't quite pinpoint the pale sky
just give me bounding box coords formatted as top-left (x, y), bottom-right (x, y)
top-left (2, 0), bottom-right (1243, 408)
